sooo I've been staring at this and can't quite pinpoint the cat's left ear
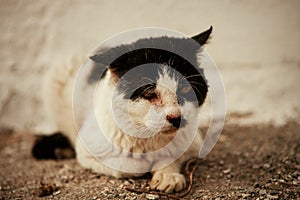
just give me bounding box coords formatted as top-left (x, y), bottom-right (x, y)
top-left (191, 26), bottom-right (213, 46)
top-left (90, 49), bottom-right (116, 66)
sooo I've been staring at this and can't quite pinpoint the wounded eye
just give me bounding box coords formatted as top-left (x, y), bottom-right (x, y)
top-left (180, 86), bottom-right (192, 94)
top-left (130, 83), bottom-right (157, 100)
top-left (141, 91), bottom-right (157, 100)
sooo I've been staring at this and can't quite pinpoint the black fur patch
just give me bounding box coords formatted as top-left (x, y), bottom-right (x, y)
top-left (32, 132), bottom-right (75, 160)
top-left (88, 27), bottom-right (212, 106)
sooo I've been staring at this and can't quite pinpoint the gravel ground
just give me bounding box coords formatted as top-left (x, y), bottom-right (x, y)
top-left (0, 122), bottom-right (299, 199)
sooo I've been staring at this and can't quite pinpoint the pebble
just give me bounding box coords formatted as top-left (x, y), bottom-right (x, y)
top-left (53, 190), bottom-right (61, 196)
top-left (223, 169), bottom-right (231, 174)
top-left (241, 193), bottom-right (250, 198)
top-left (146, 194), bottom-right (160, 199)
top-left (263, 164), bottom-right (270, 169)
top-left (292, 180), bottom-right (298, 185)
top-left (267, 194), bottom-right (279, 199)
top-left (123, 181), bottom-right (130, 186)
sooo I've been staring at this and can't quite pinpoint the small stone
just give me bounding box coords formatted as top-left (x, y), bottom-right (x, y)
top-left (123, 181), bottom-right (130, 186)
top-left (241, 193), bottom-right (250, 198)
top-left (223, 169), bottom-right (231, 174)
top-left (267, 194), bottom-right (279, 199)
top-left (292, 180), bottom-right (298, 185)
top-left (292, 171), bottom-right (299, 178)
top-left (263, 164), bottom-right (270, 169)
top-left (53, 190), bottom-right (61, 195)
top-left (146, 193), bottom-right (160, 199)
top-left (38, 182), bottom-right (59, 197)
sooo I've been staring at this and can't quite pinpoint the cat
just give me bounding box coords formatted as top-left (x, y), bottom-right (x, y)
top-left (32, 26), bottom-right (212, 193)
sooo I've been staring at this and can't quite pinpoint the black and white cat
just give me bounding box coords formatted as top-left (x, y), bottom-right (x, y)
top-left (33, 27), bottom-right (212, 193)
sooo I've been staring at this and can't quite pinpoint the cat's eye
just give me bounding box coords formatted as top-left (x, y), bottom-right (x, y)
top-left (130, 83), bottom-right (157, 101)
top-left (181, 86), bottom-right (192, 94)
top-left (142, 92), bottom-right (157, 100)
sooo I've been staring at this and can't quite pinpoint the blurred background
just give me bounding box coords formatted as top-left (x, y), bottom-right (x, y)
top-left (0, 0), bottom-right (299, 132)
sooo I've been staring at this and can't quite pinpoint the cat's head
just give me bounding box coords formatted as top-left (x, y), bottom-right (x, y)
top-left (90, 27), bottom-right (212, 136)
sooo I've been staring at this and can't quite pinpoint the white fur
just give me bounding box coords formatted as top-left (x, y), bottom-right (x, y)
top-left (45, 61), bottom-right (203, 193)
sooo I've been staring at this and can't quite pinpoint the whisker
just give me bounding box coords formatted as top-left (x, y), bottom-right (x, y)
top-left (188, 81), bottom-right (207, 87)
top-left (187, 74), bottom-right (203, 79)
top-left (184, 74), bottom-right (203, 80)
top-left (180, 81), bottom-right (206, 89)
top-left (191, 85), bottom-right (204, 100)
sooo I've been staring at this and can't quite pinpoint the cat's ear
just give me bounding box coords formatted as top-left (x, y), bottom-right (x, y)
top-left (90, 49), bottom-right (130, 78)
top-left (90, 47), bottom-right (128, 70)
top-left (90, 51), bottom-right (114, 66)
top-left (191, 26), bottom-right (213, 46)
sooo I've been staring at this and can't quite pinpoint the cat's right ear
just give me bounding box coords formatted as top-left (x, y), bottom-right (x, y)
top-left (191, 26), bottom-right (213, 46)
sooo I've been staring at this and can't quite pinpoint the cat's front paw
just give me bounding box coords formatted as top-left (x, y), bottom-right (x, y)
top-left (150, 172), bottom-right (186, 193)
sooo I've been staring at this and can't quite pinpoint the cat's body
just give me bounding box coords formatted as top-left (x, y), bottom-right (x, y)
top-left (34, 27), bottom-right (212, 193)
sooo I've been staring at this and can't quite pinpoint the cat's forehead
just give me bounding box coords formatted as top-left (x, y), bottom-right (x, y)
top-left (157, 65), bottom-right (178, 92)
top-left (89, 36), bottom-right (201, 77)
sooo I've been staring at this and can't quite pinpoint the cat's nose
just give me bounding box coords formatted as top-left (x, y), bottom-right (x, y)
top-left (166, 114), bottom-right (182, 129)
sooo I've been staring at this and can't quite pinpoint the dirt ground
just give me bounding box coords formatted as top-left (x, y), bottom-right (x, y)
top-left (0, 122), bottom-right (299, 200)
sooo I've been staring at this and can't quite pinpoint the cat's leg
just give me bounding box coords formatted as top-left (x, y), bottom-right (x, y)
top-left (150, 160), bottom-right (186, 193)
top-left (150, 133), bottom-right (202, 193)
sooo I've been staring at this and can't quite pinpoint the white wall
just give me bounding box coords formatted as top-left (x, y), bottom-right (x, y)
top-left (0, 0), bottom-right (299, 131)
